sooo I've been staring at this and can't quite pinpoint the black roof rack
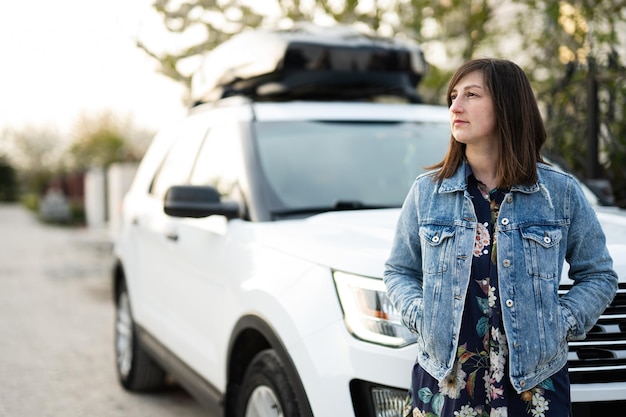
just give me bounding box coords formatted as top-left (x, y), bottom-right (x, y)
top-left (190, 22), bottom-right (427, 105)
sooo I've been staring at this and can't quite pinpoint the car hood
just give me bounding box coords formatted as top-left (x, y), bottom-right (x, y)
top-left (260, 207), bottom-right (626, 284)
top-left (585, 207), bottom-right (626, 284)
top-left (259, 209), bottom-right (398, 277)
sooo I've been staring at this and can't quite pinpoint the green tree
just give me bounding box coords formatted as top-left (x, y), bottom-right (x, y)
top-left (5, 124), bottom-right (65, 196)
top-left (508, 0), bottom-right (626, 205)
top-left (0, 156), bottom-right (18, 202)
top-left (68, 111), bottom-right (152, 170)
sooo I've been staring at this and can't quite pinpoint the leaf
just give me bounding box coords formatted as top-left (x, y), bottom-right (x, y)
top-left (418, 387), bottom-right (433, 404)
top-left (467, 371), bottom-right (477, 399)
top-left (431, 393), bottom-right (444, 415)
top-left (459, 351), bottom-right (474, 364)
top-left (476, 316), bottom-right (489, 338)
top-left (476, 296), bottom-right (489, 314)
top-left (539, 378), bottom-right (555, 392)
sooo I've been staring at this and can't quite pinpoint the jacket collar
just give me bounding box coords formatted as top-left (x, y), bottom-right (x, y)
top-left (437, 160), bottom-right (541, 194)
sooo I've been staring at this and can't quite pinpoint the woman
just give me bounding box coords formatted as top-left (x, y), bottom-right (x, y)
top-left (384, 58), bottom-right (618, 417)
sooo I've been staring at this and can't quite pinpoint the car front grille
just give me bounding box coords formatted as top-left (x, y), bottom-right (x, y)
top-left (559, 283), bottom-right (626, 384)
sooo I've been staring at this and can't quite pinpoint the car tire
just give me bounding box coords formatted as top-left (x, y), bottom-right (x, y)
top-left (114, 281), bottom-right (166, 391)
top-left (237, 349), bottom-right (304, 417)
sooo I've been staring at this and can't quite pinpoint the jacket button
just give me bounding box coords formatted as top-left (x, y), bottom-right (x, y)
top-left (513, 341), bottom-right (519, 348)
top-left (501, 218), bottom-right (509, 226)
top-left (505, 299), bottom-right (514, 307)
top-left (432, 236), bottom-right (440, 243)
top-left (520, 380), bottom-right (526, 388)
top-left (506, 196), bottom-right (513, 203)
top-left (502, 259), bottom-right (511, 267)
top-left (543, 236), bottom-right (551, 244)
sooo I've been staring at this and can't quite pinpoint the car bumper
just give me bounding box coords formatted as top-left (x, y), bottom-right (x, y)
top-left (290, 318), bottom-right (417, 417)
top-left (290, 320), bottom-right (626, 415)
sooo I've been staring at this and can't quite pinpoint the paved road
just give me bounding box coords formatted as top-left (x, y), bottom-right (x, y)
top-left (0, 204), bottom-right (207, 417)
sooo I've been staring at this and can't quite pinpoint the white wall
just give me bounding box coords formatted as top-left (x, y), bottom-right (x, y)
top-left (83, 163), bottom-right (138, 234)
top-left (107, 162), bottom-right (138, 237)
top-left (84, 167), bottom-right (107, 228)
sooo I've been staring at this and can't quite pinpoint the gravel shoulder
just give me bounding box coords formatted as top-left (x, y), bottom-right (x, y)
top-left (0, 204), bottom-right (208, 417)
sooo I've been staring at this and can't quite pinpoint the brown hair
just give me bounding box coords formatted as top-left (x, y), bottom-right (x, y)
top-left (430, 58), bottom-right (546, 188)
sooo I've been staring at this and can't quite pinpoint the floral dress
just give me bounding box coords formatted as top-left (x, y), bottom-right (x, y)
top-left (406, 173), bottom-right (572, 417)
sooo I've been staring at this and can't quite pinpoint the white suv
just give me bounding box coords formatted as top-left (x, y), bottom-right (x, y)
top-left (112, 25), bottom-right (626, 417)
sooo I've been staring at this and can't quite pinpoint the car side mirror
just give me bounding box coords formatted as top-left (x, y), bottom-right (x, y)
top-left (164, 185), bottom-right (240, 219)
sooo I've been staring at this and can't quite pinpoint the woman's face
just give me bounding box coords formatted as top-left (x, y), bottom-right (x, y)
top-left (449, 70), bottom-right (497, 148)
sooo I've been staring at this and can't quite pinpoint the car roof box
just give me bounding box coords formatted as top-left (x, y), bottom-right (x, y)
top-left (190, 23), bottom-right (427, 104)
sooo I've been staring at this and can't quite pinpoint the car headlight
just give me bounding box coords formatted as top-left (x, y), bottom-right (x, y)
top-left (333, 271), bottom-right (417, 347)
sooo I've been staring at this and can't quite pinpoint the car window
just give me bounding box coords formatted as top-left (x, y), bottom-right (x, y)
top-left (189, 124), bottom-right (245, 201)
top-left (150, 122), bottom-right (209, 198)
top-left (254, 120), bottom-right (450, 211)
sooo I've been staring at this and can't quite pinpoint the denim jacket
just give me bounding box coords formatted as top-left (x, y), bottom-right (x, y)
top-left (384, 161), bottom-right (618, 393)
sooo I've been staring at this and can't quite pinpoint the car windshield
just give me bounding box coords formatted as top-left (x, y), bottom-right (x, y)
top-left (254, 120), bottom-right (450, 216)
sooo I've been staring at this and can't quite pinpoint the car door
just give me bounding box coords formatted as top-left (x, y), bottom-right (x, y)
top-left (131, 115), bottom-right (210, 347)
top-left (152, 122), bottom-right (250, 388)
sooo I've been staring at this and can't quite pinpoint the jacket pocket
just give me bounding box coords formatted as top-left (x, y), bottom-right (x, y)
top-left (418, 224), bottom-right (455, 346)
top-left (521, 225), bottom-right (562, 279)
top-left (520, 225), bottom-right (565, 364)
top-left (419, 224), bottom-right (455, 275)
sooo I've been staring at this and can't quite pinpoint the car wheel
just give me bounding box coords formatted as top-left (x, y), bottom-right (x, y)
top-left (237, 350), bottom-right (304, 417)
top-left (115, 281), bottom-right (165, 391)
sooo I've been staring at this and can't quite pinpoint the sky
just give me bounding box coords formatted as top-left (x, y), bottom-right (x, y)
top-left (0, 0), bottom-right (189, 137)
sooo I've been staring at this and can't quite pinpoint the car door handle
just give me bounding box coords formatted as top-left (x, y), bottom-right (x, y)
top-left (165, 230), bottom-right (178, 241)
